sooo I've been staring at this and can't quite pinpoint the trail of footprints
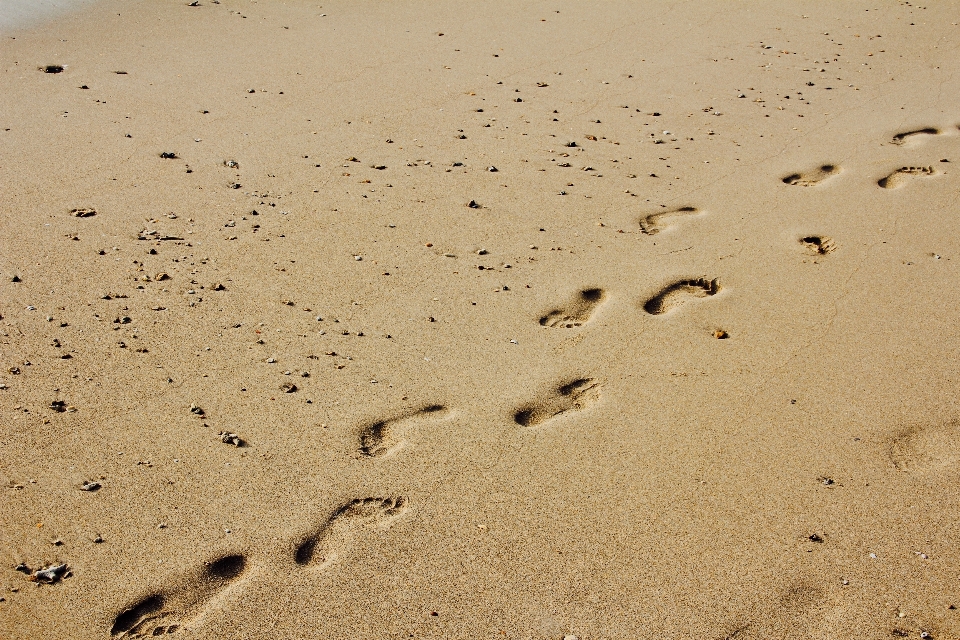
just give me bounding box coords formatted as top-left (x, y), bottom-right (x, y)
top-left (875, 123), bottom-right (955, 186)
top-left (108, 124), bottom-right (956, 637)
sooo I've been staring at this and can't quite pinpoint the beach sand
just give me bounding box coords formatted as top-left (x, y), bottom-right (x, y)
top-left (2, 1), bottom-right (960, 638)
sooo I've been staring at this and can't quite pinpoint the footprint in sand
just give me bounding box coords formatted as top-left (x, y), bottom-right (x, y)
top-left (720, 581), bottom-right (844, 640)
top-left (889, 419), bottom-right (960, 474)
top-left (513, 378), bottom-right (602, 427)
top-left (890, 127), bottom-right (940, 146)
top-left (294, 497), bottom-right (409, 568)
top-left (799, 235), bottom-right (836, 255)
top-left (781, 164), bottom-right (841, 187)
top-left (643, 278), bottom-right (720, 316)
top-left (638, 206), bottom-right (704, 235)
top-left (111, 554), bottom-right (247, 637)
top-left (358, 405), bottom-right (450, 458)
top-left (539, 288), bottom-right (607, 328)
top-left (877, 166), bottom-right (938, 189)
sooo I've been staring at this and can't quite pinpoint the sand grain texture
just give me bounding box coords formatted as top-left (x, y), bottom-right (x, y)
top-left (2, 1), bottom-right (960, 638)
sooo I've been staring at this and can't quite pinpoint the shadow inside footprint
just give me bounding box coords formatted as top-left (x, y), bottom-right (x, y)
top-left (781, 164), bottom-right (840, 187)
top-left (294, 497), bottom-right (409, 567)
top-left (359, 405), bottom-right (449, 458)
top-left (891, 127), bottom-right (940, 145)
top-left (112, 595), bottom-right (165, 636)
top-left (111, 554), bottom-right (247, 637)
top-left (643, 278), bottom-right (720, 315)
top-left (877, 166), bottom-right (937, 189)
top-left (539, 288), bottom-right (607, 328)
top-left (639, 206), bottom-right (702, 235)
top-left (514, 377), bottom-right (602, 427)
top-left (800, 236), bottom-right (836, 255)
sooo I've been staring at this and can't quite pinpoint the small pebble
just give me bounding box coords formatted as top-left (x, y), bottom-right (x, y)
top-left (218, 432), bottom-right (243, 446)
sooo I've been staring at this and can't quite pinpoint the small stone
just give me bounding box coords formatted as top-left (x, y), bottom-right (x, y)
top-left (218, 431), bottom-right (243, 446)
top-left (280, 382), bottom-right (297, 393)
top-left (80, 481), bottom-right (101, 492)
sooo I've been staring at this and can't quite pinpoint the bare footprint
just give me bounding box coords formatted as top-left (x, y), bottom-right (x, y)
top-left (539, 288), bottom-right (607, 328)
top-left (359, 405), bottom-right (450, 458)
top-left (639, 206), bottom-right (704, 235)
top-left (111, 554), bottom-right (247, 637)
top-left (294, 497), bottom-right (409, 568)
top-left (718, 581), bottom-right (844, 640)
top-left (877, 166), bottom-right (938, 189)
top-left (891, 127), bottom-right (940, 145)
top-left (799, 235), bottom-right (836, 255)
top-left (514, 378), bottom-right (602, 427)
top-left (889, 419), bottom-right (960, 474)
top-left (643, 278), bottom-right (720, 315)
top-left (782, 164), bottom-right (841, 187)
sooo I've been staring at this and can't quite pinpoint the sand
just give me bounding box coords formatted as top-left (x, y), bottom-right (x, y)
top-left (1, 1), bottom-right (960, 638)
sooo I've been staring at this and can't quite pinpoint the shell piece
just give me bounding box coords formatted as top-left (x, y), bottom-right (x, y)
top-left (31, 563), bottom-right (68, 583)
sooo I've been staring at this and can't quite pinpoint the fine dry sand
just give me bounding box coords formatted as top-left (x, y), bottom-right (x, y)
top-left (2, 1), bottom-right (960, 638)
